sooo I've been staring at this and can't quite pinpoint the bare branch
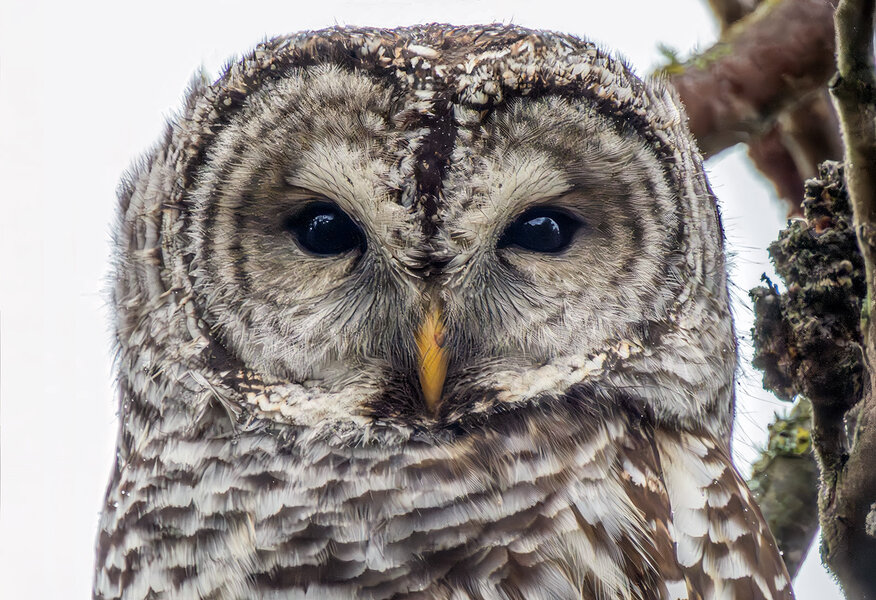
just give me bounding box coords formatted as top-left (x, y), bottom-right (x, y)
top-left (746, 123), bottom-right (806, 216)
top-left (685, 1), bottom-right (844, 213)
top-left (671, 0), bottom-right (838, 157)
top-left (777, 91), bottom-right (844, 183)
top-left (833, 0), bottom-right (876, 262)
top-left (746, 92), bottom-right (844, 216)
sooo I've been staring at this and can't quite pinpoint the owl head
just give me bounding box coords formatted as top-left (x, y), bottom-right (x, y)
top-left (114, 24), bottom-right (735, 445)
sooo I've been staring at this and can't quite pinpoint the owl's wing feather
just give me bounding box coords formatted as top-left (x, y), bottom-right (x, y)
top-left (442, 409), bottom-right (690, 600)
top-left (654, 430), bottom-right (794, 600)
top-left (487, 414), bottom-right (795, 600)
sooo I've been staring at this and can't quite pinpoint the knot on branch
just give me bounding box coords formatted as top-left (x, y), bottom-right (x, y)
top-left (750, 161), bottom-right (866, 408)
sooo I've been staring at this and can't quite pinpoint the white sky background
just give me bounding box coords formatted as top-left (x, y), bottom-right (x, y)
top-left (0, 0), bottom-right (845, 597)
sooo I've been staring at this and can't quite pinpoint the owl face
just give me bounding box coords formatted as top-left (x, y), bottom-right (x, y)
top-left (159, 25), bottom-right (733, 434)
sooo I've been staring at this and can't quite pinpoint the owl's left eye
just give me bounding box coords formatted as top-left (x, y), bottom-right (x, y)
top-left (284, 202), bottom-right (365, 256)
top-left (497, 207), bottom-right (583, 253)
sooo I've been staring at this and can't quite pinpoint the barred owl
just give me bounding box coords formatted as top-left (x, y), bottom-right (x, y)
top-left (93, 24), bottom-right (794, 599)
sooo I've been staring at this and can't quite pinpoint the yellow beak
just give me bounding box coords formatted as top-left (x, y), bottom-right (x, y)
top-left (416, 307), bottom-right (449, 415)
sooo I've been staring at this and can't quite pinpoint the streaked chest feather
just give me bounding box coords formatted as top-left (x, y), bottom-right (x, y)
top-left (94, 407), bottom-right (790, 599)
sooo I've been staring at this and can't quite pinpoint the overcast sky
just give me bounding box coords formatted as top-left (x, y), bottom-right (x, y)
top-left (0, 0), bottom-right (845, 597)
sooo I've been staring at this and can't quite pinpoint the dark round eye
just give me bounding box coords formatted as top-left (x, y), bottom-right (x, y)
top-left (284, 202), bottom-right (365, 256)
top-left (497, 207), bottom-right (582, 253)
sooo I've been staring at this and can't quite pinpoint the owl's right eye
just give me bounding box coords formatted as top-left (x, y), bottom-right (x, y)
top-left (497, 207), bottom-right (583, 253)
top-left (284, 202), bottom-right (366, 256)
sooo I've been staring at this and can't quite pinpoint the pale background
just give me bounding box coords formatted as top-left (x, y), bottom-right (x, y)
top-left (0, 0), bottom-right (846, 597)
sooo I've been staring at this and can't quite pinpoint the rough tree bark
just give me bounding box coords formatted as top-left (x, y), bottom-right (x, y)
top-left (750, 163), bottom-right (867, 588)
top-left (821, 0), bottom-right (876, 596)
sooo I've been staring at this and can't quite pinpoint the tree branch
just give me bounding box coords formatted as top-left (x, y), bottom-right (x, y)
top-left (746, 122), bottom-right (806, 216)
top-left (747, 91), bottom-right (844, 216)
top-left (750, 161), bottom-right (867, 588)
top-left (747, 398), bottom-right (819, 577)
top-left (819, 0), bottom-right (876, 596)
top-left (670, 0), bottom-right (838, 157)
top-left (777, 90), bottom-right (844, 183)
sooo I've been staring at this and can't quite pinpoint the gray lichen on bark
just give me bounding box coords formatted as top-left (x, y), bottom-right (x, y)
top-left (750, 162), bottom-right (866, 408)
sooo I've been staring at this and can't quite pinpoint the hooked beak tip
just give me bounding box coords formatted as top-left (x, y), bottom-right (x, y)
top-left (415, 307), bottom-right (448, 415)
